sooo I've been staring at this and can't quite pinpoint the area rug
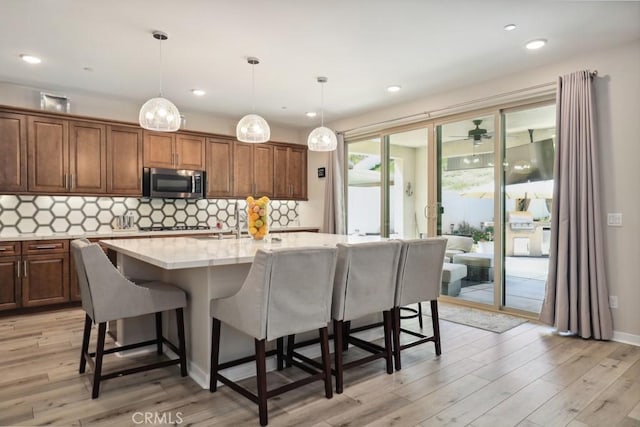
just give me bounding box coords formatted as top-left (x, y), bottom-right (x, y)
top-left (425, 302), bottom-right (528, 333)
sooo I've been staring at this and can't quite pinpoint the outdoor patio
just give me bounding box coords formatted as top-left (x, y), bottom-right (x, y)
top-left (455, 256), bottom-right (548, 313)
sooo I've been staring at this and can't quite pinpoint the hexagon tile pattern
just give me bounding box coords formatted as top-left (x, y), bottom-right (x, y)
top-left (0, 195), bottom-right (299, 235)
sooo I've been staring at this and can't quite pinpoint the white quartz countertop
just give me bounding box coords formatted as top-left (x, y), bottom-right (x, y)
top-left (101, 232), bottom-right (383, 269)
top-left (0, 226), bottom-right (320, 242)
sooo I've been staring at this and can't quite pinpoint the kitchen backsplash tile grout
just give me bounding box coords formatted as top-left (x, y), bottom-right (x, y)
top-left (0, 195), bottom-right (299, 235)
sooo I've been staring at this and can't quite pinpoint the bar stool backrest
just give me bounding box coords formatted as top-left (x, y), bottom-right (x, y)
top-left (395, 238), bottom-right (447, 307)
top-left (332, 241), bottom-right (402, 321)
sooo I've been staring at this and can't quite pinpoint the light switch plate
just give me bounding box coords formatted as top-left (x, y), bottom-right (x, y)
top-left (607, 213), bottom-right (623, 227)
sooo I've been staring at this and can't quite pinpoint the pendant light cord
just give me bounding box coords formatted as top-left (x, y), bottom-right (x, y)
top-left (251, 62), bottom-right (255, 112)
top-left (320, 82), bottom-right (325, 127)
top-left (158, 38), bottom-right (164, 97)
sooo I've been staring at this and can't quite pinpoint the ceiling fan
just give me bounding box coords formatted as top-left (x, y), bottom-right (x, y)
top-left (452, 119), bottom-right (493, 145)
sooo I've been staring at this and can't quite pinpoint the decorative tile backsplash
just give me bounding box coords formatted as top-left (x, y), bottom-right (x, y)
top-left (0, 195), bottom-right (299, 235)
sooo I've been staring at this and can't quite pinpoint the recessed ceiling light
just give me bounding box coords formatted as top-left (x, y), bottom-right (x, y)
top-left (387, 85), bottom-right (402, 93)
top-left (191, 89), bottom-right (206, 96)
top-left (20, 54), bottom-right (41, 64)
top-left (503, 24), bottom-right (517, 31)
top-left (306, 112), bottom-right (317, 118)
top-left (526, 39), bottom-right (547, 50)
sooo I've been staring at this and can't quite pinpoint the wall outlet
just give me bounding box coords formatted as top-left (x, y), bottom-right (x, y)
top-left (609, 295), bottom-right (619, 309)
top-left (607, 213), bottom-right (623, 226)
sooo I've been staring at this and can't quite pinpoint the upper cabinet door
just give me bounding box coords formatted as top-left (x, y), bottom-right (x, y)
top-left (69, 121), bottom-right (106, 193)
top-left (273, 146), bottom-right (290, 198)
top-left (253, 144), bottom-right (274, 197)
top-left (27, 116), bottom-right (69, 193)
top-left (289, 147), bottom-right (307, 199)
top-left (107, 125), bottom-right (143, 195)
top-left (233, 142), bottom-right (254, 196)
top-left (176, 134), bottom-right (205, 170)
top-left (143, 131), bottom-right (175, 168)
top-left (206, 138), bottom-right (233, 197)
top-left (0, 112), bottom-right (27, 193)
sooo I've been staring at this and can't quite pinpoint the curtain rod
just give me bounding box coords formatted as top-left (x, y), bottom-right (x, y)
top-left (340, 80), bottom-right (558, 135)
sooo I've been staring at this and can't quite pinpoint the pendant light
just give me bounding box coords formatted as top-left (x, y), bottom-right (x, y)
top-left (139, 31), bottom-right (181, 132)
top-left (236, 57), bottom-right (270, 143)
top-left (307, 76), bottom-right (337, 151)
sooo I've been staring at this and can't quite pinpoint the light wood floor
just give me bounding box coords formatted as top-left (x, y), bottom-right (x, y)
top-left (1, 308), bottom-right (639, 427)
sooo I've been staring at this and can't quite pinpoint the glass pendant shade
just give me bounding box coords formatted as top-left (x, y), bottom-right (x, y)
top-left (139, 97), bottom-right (181, 132)
top-left (307, 126), bottom-right (337, 151)
top-left (236, 113), bottom-right (271, 143)
top-left (308, 76), bottom-right (336, 151)
top-left (139, 31), bottom-right (180, 132)
top-left (236, 57), bottom-right (269, 143)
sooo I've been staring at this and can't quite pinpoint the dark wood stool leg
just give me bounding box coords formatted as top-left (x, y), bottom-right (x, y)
top-left (333, 319), bottom-right (344, 394)
top-left (276, 337), bottom-right (284, 371)
top-left (91, 322), bottom-right (107, 399)
top-left (176, 308), bottom-right (187, 376)
top-left (418, 302), bottom-right (423, 329)
top-left (79, 314), bottom-right (92, 374)
top-left (319, 327), bottom-right (333, 399)
top-left (342, 320), bottom-right (351, 351)
top-left (286, 335), bottom-right (295, 368)
top-left (255, 338), bottom-right (268, 426)
top-left (210, 318), bottom-right (221, 392)
top-left (430, 300), bottom-right (442, 356)
top-left (383, 310), bottom-right (393, 374)
top-left (155, 312), bottom-right (163, 355)
top-left (392, 307), bottom-right (402, 371)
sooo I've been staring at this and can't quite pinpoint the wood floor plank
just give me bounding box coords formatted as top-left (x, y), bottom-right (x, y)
top-left (1, 307), bottom-right (638, 427)
top-left (525, 357), bottom-right (631, 426)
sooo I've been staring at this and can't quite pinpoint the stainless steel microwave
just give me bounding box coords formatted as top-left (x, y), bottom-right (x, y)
top-left (142, 167), bottom-right (206, 199)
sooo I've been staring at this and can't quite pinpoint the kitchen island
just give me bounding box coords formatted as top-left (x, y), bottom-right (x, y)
top-left (101, 232), bottom-right (382, 388)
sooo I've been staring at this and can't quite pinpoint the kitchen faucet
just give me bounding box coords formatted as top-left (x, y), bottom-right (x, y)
top-left (233, 202), bottom-right (246, 239)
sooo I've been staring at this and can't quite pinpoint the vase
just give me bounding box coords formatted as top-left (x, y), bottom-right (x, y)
top-left (246, 196), bottom-right (269, 240)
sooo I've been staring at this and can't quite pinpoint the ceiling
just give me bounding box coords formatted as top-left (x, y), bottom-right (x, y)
top-left (1, 1), bottom-right (639, 130)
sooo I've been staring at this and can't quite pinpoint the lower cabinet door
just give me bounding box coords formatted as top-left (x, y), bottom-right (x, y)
top-left (22, 254), bottom-right (69, 307)
top-left (0, 257), bottom-right (20, 310)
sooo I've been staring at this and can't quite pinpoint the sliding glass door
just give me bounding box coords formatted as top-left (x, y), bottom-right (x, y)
top-left (346, 126), bottom-right (431, 238)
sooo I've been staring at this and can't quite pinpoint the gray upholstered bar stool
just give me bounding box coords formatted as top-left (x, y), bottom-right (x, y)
top-left (209, 247), bottom-right (338, 426)
top-left (330, 240), bottom-right (402, 394)
top-left (71, 239), bottom-right (188, 399)
top-left (392, 238), bottom-right (447, 370)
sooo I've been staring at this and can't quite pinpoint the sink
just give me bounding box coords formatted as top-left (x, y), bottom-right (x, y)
top-left (189, 235), bottom-right (237, 240)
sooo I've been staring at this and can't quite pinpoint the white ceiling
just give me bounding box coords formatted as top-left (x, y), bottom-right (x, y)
top-left (1, 1), bottom-right (639, 129)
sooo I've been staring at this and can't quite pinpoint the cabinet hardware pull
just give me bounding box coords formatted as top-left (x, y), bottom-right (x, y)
top-left (0, 247), bottom-right (7, 251)
top-left (35, 244), bottom-right (58, 249)
top-left (23, 261), bottom-right (27, 278)
top-left (71, 174), bottom-right (75, 189)
top-left (63, 174), bottom-right (67, 190)
top-left (176, 153), bottom-right (179, 166)
top-left (17, 260), bottom-right (20, 278)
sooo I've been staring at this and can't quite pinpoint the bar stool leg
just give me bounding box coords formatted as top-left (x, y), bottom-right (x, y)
top-left (383, 310), bottom-right (393, 374)
top-left (391, 307), bottom-right (402, 371)
top-left (276, 337), bottom-right (284, 371)
top-left (286, 335), bottom-right (295, 368)
top-left (430, 300), bottom-right (442, 356)
top-left (333, 319), bottom-right (344, 394)
top-left (176, 308), bottom-right (187, 377)
top-left (79, 314), bottom-right (92, 374)
top-left (342, 321), bottom-right (351, 352)
top-left (255, 339), bottom-right (268, 426)
top-left (155, 312), bottom-right (163, 355)
top-left (91, 322), bottom-right (107, 399)
top-left (210, 318), bottom-right (221, 392)
top-left (418, 302), bottom-right (423, 329)
top-left (319, 327), bottom-right (333, 399)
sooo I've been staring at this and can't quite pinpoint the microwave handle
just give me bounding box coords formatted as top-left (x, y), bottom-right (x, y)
top-left (192, 176), bottom-right (196, 193)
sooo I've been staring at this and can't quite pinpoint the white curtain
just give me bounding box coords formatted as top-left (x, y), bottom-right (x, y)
top-left (539, 70), bottom-right (613, 340)
top-left (321, 133), bottom-right (346, 234)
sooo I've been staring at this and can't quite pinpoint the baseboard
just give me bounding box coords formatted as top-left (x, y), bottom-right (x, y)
top-left (612, 330), bottom-right (640, 347)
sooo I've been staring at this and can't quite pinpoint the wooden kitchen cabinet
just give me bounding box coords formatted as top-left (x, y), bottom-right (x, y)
top-left (0, 112), bottom-right (27, 192)
top-left (69, 121), bottom-right (107, 193)
top-left (0, 240), bottom-right (69, 311)
top-left (233, 141), bottom-right (273, 197)
top-left (273, 145), bottom-right (307, 199)
top-left (107, 125), bottom-right (143, 195)
top-left (27, 116), bottom-right (69, 192)
top-left (144, 131), bottom-right (205, 170)
top-left (206, 137), bottom-right (234, 197)
top-left (0, 241), bottom-right (21, 311)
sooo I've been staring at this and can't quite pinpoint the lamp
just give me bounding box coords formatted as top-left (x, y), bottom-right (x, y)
top-left (139, 31), bottom-right (180, 132)
top-left (307, 76), bottom-right (337, 151)
top-left (236, 57), bottom-right (270, 143)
